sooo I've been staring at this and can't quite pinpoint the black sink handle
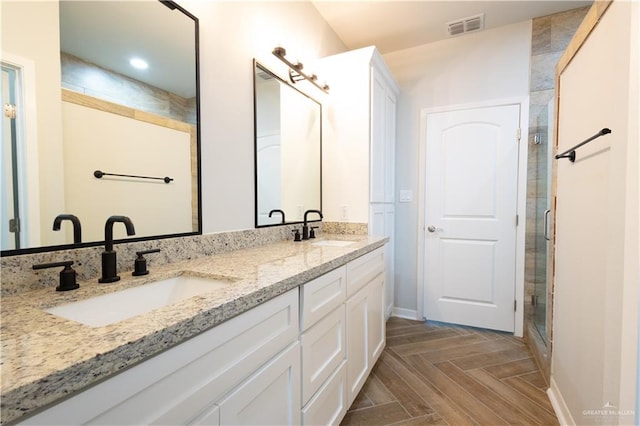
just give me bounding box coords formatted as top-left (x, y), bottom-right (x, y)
top-left (33, 260), bottom-right (79, 292)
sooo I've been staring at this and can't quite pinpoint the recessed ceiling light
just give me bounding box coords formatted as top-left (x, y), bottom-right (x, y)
top-left (129, 57), bottom-right (149, 70)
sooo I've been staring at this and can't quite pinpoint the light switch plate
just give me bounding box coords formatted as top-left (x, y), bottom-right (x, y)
top-left (399, 190), bottom-right (413, 202)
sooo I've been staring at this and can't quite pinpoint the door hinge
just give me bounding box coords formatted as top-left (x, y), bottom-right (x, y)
top-left (9, 218), bottom-right (20, 233)
top-left (514, 300), bottom-right (517, 312)
top-left (4, 103), bottom-right (16, 119)
top-left (516, 215), bottom-right (519, 226)
top-left (516, 128), bottom-right (521, 141)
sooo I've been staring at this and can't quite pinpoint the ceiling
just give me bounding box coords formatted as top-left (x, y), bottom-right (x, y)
top-left (311, 0), bottom-right (593, 54)
top-left (58, 1), bottom-right (593, 97)
top-left (59, 1), bottom-right (197, 98)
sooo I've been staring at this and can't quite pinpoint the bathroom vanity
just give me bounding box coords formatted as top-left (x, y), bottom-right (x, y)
top-left (0, 235), bottom-right (386, 425)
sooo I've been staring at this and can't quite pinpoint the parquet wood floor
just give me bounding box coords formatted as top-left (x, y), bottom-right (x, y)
top-left (341, 317), bottom-right (558, 426)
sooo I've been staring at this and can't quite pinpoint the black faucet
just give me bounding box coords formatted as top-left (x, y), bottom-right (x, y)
top-left (268, 209), bottom-right (286, 224)
top-left (99, 215), bottom-right (135, 283)
top-left (53, 214), bottom-right (82, 244)
top-left (302, 209), bottom-right (323, 240)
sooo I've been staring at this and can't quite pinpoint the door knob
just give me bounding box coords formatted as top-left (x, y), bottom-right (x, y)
top-left (427, 225), bottom-right (436, 233)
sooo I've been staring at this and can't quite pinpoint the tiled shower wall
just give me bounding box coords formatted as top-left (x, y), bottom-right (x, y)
top-left (61, 52), bottom-right (197, 124)
top-left (525, 7), bottom-right (590, 332)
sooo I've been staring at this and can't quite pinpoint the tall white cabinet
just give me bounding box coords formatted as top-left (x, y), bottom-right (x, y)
top-left (320, 46), bottom-right (399, 317)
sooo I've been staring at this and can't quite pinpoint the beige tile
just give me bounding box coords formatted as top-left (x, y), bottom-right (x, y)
top-left (374, 358), bottom-right (436, 417)
top-left (532, 14), bottom-right (553, 55)
top-left (435, 361), bottom-right (541, 425)
top-left (363, 373), bottom-right (396, 405)
top-left (450, 346), bottom-right (532, 371)
top-left (406, 355), bottom-right (509, 425)
top-left (469, 369), bottom-right (559, 425)
top-left (550, 6), bottom-right (591, 52)
top-left (344, 322), bottom-right (558, 426)
top-left (504, 376), bottom-right (556, 413)
top-left (530, 51), bottom-right (564, 91)
top-left (483, 357), bottom-right (539, 379)
top-left (341, 402), bottom-right (411, 426)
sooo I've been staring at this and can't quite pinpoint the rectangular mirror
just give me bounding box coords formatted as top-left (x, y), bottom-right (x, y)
top-left (254, 60), bottom-right (322, 227)
top-left (1, 0), bottom-right (200, 254)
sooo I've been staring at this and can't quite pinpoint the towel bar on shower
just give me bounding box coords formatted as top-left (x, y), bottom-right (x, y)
top-left (555, 128), bottom-right (612, 162)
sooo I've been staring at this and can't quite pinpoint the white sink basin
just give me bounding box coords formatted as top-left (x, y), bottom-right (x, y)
top-left (45, 275), bottom-right (235, 327)
top-left (311, 240), bottom-right (356, 247)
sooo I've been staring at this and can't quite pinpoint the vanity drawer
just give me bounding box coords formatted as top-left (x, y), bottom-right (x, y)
top-left (346, 247), bottom-right (384, 297)
top-left (302, 361), bottom-right (347, 426)
top-left (300, 266), bottom-right (346, 331)
top-left (301, 305), bottom-right (346, 405)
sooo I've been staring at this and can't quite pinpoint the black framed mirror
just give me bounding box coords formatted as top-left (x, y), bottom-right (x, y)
top-left (1, 0), bottom-right (201, 255)
top-left (253, 60), bottom-right (322, 228)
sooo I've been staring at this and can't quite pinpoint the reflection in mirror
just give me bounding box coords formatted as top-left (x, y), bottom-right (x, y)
top-left (0, 1), bottom-right (200, 254)
top-left (254, 61), bottom-right (322, 227)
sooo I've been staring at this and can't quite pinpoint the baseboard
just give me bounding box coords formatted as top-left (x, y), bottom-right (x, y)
top-left (385, 303), bottom-right (393, 320)
top-left (547, 376), bottom-right (575, 426)
top-left (391, 307), bottom-right (420, 320)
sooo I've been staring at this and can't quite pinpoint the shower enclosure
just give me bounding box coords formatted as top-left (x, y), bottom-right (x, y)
top-left (531, 100), bottom-right (554, 342)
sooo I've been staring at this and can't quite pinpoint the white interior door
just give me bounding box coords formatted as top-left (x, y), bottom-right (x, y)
top-left (256, 135), bottom-right (281, 225)
top-left (423, 104), bottom-right (520, 332)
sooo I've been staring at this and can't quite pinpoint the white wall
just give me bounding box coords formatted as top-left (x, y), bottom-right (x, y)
top-left (179, 0), bottom-right (346, 233)
top-left (551, 1), bottom-right (639, 424)
top-left (383, 21), bottom-right (532, 312)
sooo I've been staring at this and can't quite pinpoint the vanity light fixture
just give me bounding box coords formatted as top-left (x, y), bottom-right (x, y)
top-left (272, 46), bottom-right (329, 93)
top-left (129, 57), bottom-right (149, 70)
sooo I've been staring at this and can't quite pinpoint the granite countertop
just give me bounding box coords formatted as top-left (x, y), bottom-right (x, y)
top-left (0, 234), bottom-right (386, 424)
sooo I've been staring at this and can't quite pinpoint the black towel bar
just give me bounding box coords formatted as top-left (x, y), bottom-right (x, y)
top-left (94, 170), bottom-right (173, 183)
top-left (555, 128), bottom-right (612, 162)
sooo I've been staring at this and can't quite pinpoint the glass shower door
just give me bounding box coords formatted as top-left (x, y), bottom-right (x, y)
top-left (533, 100), bottom-right (555, 342)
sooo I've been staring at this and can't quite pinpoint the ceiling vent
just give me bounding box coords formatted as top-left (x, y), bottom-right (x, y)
top-left (447, 13), bottom-right (485, 37)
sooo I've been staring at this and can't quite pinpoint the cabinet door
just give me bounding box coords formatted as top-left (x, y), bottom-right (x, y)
top-left (368, 274), bottom-right (386, 363)
top-left (301, 305), bottom-right (346, 404)
top-left (370, 67), bottom-right (387, 203)
top-left (384, 89), bottom-right (396, 203)
top-left (345, 286), bottom-right (369, 405)
top-left (384, 204), bottom-right (395, 317)
top-left (219, 342), bottom-right (301, 426)
top-left (370, 207), bottom-right (394, 317)
top-left (370, 66), bottom-right (397, 204)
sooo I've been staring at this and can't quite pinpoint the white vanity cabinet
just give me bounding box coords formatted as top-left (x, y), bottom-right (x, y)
top-left (320, 47), bottom-right (398, 317)
top-left (299, 246), bottom-right (386, 424)
top-left (216, 342), bottom-right (300, 426)
top-left (22, 289), bottom-right (300, 426)
top-left (299, 266), bottom-right (348, 425)
top-left (20, 246), bottom-right (386, 426)
top-left (345, 248), bottom-right (386, 404)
